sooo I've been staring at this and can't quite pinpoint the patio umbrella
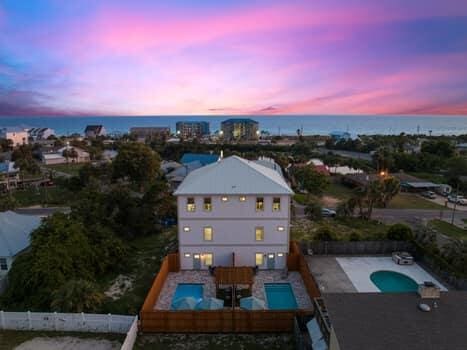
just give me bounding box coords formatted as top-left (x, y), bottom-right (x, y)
top-left (171, 297), bottom-right (198, 310)
top-left (196, 297), bottom-right (224, 310)
top-left (240, 296), bottom-right (266, 310)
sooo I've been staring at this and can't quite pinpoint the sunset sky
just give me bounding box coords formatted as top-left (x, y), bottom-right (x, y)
top-left (1, 0), bottom-right (467, 116)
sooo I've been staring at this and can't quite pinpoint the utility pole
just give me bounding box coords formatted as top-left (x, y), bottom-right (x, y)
top-left (451, 182), bottom-right (459, 225)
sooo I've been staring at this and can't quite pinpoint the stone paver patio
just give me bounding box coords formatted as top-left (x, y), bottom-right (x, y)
top-left (154, 270), bottom-right (313, 310)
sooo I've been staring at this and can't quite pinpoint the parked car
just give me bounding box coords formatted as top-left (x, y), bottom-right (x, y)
top-left (421, 191), bottom-right (436, 199)
top-left (321, 208), bottom-right (336, 217)
top-left (448, 195), bottom-right (467, 205)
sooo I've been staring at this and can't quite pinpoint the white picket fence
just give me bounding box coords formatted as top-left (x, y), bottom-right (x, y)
top-left (0, 311), bottom-right (136, 333)
top-left (121, 316), bottom-right (139, 350)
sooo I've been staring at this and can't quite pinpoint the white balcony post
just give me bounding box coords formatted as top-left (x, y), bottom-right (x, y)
top-left (27, 311), bottom-right (32, 330)
top-left (0, 310), bottom-right (5, 330)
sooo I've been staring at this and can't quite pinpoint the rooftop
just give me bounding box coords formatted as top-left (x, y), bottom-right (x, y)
top-left (174, 156), bottom-right (293, 195)
top-left (221, 118), bottom-right (258, 124)
top-left (0, 211), bottom-right (41, 257)
top-left (324, 292), bottom-right (467, 350)
top-left (180, 153), bottom-right (219, 166)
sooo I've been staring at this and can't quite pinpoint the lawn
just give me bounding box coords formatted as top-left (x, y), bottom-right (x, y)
top-left (135, 334), bottom-right (295, 350)
top-left (291, 217), bottom-right (389, 241)
top-left (0, 330), bottom-right (124, 350)
top-left (9, 185), bottom-right (75, 207)
top-left (98, 228), bottom-right (177, 315)
top-left (323, 182), bottom-right (354, 200)
top-left (429, 219), bottom-right (467, 241)
top-left (45, 163), bottom-right (85, 176)
top-left (387, 193), bottom-right (446, 210)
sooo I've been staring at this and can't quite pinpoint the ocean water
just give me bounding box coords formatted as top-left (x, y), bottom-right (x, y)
top-left (0, 115), bottom-right (466, 136)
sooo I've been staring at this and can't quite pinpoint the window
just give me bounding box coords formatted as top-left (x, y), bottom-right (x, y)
top-left (273, 197), bottom-right (281, 211)
top-left (183, 226), bottom-right (191, 232)
top-left (203, 197), bottom-right (212, 211)
top-left (203, 227), bottom-right (213, 241)
top-left (239, 196), bottom-right (246, 202)
top-left (221, 196), bottom-right (228, 202)
top-left (256, 197), bottom-right (264, 211)
top-left (277, 253), bottom-right (284, 257)
top-left (203, 253), bottom-right (213, 266)
top-left (255, 253), bottom-right (264, 266)
top-left (277, 226), bottom-right (285, 232)
top-left (255, 227), bottom-right (264, 241)
top-left (186, 197), bottom-right (196, 212)
top-left (184, 253), bottom-right (191, 258)
top-left (0, 258), bottom-right (7, 271)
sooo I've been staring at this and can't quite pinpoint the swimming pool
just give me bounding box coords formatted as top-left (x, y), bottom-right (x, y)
top-left (171, 283), bottom-right (203, 309)
top-left (264, 283), bottom-right (298, 310)
top-left (370, 270), bottom-right (419, 293)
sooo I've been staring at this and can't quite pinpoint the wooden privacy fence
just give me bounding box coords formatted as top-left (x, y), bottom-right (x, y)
top-left (140, 245), bottom-right (317, 333)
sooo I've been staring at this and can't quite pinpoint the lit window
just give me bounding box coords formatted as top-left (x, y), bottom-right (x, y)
top-left (203, 197), bottom-right (212, 211)
top-left (278, 253), bottom-right (284, 257)
top-left (203, 227), bottom-right (213, 241)
top-left (273, 197), bottom-right (281, 211)
top-left (221, 196), bottom-right (228, 202)
top-left (239, 196), bottom-right (246, 202)
top-left (0, 258), bottom-right (7, 271)
top-left (256, 197), bottom-right (264, 211)
top-left (184, 253), bottom-right (191, 258)
top-left (255, 227), bottom-right (264, 241)
top-left (255, 253), bottom-right (264, 266)
top-left (204, 253), bottom-right (213, 266)
top-left (268, 254), bottom-right (274, 259)
top-left (183, 226), bottom-right (190, 232)
top-left (186, 197), bottom-right (196, 212)
top-left (277, 226), bottom-right (285, 232)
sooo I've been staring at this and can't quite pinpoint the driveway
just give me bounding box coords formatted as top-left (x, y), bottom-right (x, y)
top-left (422, 195), bottom-right (467, 211)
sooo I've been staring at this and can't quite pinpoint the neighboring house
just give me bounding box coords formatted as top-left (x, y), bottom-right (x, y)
top-left (160, 160), bottom-right (182, 175)
top-left (0, 127), bottom-right (28, 146)
top-left (343, 172), bottom-right (439, 192)
top-left (0, 211), bottom-right (41, 287)
top-left (220, 118), bottom-right (259, 142)
top-left (180, 153), bottom-right (220, 166)
top-left (176, 121), bottom-right (210, 139)
top-left (130, 127), bottom-right (170, 142)
top-left (329, 165), bottom-right (364, 175)
top-left (166, 161), bottom-right (204, 190)
top-left (28, 127), bottom-right (55, 141)
top-left (84, 125), bottom-right (106, 138)
top-left (0, 161), bottom-right (20, 191)
top-left (322, 292), bottom-right (467, 350)
top-left (41, 146), bottom-right (90, 165)
top-left (174, 155), bottom-right (293, 270)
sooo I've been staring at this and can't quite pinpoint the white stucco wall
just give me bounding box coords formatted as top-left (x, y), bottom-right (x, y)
top-left (177, 194), bottom-right (290, 270)
top-left (2, 131), bottom-right (28, 146)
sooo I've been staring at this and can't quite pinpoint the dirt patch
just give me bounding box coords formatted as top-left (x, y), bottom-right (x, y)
top-left (104, 274), bottom-right (134, 300)
top-left (14, 336), bottom-right (121, 350)
top-left (321, 195), bottom-right (340, 208)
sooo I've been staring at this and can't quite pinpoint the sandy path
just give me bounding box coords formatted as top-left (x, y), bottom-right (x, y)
top-left (14, 336), bottom-right (121, 350)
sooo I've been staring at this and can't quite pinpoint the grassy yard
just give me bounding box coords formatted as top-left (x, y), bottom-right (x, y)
top-left (0, 330), bottom-right (124, 350)
top-left (323, 182), bottom-right (354, 200)
top-left (135, 334), bottom-right (295, 350)
top-left (291, 217), bottom-right (389, 241)
top-left (429, 219), bottom-right (467, 241)
top-left (98, 228), bottom-right (177, 315)
top-left (8, 185), bottom-right (75, 207)
top-left (387, 193), bottom-right (446, 210)
top-left (45, 162), bottom-right (85, 176)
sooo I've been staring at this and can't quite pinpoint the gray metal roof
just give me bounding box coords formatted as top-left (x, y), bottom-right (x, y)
top-left (174, 156), bottom-right (293, 195)
top-left (0, 211), bottom-right (41, 257)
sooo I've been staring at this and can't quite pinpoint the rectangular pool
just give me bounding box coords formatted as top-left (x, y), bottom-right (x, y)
top-left (264, 283), bottom-right (298, 310)
top-left (171, 283), bottom-right (203, 309)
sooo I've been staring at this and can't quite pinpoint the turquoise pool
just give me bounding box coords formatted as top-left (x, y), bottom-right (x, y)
top-left (264, 283), bottom-right (298, 310)
top-left (370, 271), bottom-right (419, 293)
top-left (171, 283), bottom-right (203, 309)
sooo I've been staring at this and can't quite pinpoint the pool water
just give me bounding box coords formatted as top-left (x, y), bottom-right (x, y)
top-left (264, 283), bottom-right (298, 310)
top-left (370, 271), bottom-right (419, 293)
top-left (171, 283), bottom-right (203, 308)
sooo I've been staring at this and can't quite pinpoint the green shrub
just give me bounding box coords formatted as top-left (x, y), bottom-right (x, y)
top-left (314, 226), bottom-right (336, 241)
top-left (387, 223), bottom-right (413, 241)
top-left (349, 232), bottom-right (361, 241)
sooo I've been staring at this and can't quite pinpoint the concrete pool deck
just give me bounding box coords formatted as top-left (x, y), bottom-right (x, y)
top-left (336, 256), bottom-right (448, 292)
top-left (307, 256), bottom-right (448, 293)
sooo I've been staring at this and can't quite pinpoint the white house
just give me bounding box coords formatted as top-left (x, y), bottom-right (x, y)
top-left (0, 211), bottom-right (41, 292)
top-left (174, 156), bottom-right (293, 270)
top-left (0, 127), bottom-right (28, 146)
top-left (27, 127), bottom-right (55, 141)
top-left (41, 146), bottom-right (90, 165)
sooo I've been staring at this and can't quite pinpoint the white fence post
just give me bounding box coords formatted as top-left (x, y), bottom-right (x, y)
top-left (108, 313), bottom-right (112, 332)
top-left (81, 312), bottom-right (85, 331)
top-left (27, 310), bottom-right (32, 330)
top-left (0, 310), bottom-right (5, 330)
top-left (54, 312), bottom-right (58, 331)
